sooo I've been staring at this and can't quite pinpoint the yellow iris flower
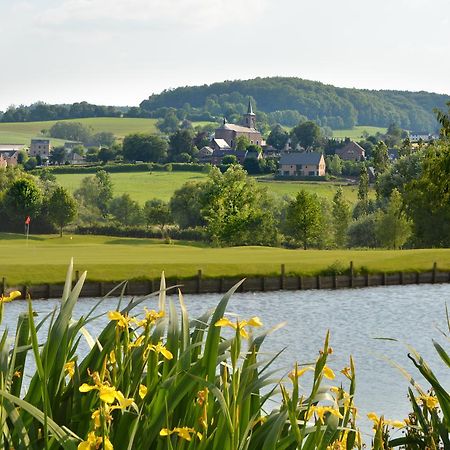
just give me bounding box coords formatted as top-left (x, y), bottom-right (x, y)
top-left (288, 366), bottom-right (314, 381)
top-left (64, 361), bottom-right (75, 379)
top-left (215, 316), bottom-right (262, 339)
top-left (0, 290), bottom-right (21, 303)
top-left (419, 394), bottom-right (439, 409)
top-left (78, 431), bottom-right (113, 450)
top-left (108, 311), bottom-right (134, 329)
top-left (139, 384), bottom-right (148, 399)
top-left (160, 427), bottom-right (202, 441)
top-left (308, 405), bottom-right (343, 423)
top-left (144, 342), bottom-right (173, 360)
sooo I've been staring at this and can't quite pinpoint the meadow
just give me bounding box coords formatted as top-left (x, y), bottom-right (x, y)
top-left (332, 125), bottom-right (387, 139)
top-left (1, 233), bottom-right (448, 285)
top-left (0, 117), bottom-right (160, 145)
top-left (55, 171), bottom-right (368, 204)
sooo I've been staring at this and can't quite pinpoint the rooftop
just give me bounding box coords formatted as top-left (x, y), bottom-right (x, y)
top-left (279, 152), bottom-right (324, 165)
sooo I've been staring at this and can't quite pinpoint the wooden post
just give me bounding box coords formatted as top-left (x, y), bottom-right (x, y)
top-left (197, 269), bottom-right (202, 294)
top-left (432, 262), bottom-right (437, 284)
top-left (416, 271), bottom-right (420, 284)
top-left (365, 273), bottom-right (370, 287)
top-left (316, 275), bottom-right (321, 289)
top-left (350, 261), bottom-right (354, 288)
top-left (399, 272), bottom-right (404, 285)
top-left (333, 274), bottom-right (337, 289)
top-left (1, 277), bottom-right (5, 295)
top-left (46, 283), bottom-right (51, 299)
top-left (219, 278), bottom-right (224, 293)
top-left (280, 264), bottom-right (285, 290)
top-left (298, 275), bottom-right (303, 290)
top-left (24, 285), bottom-right (29, 300)
top-left (261, 276), bottom-right (265, 292)
top-left (382, 272), bottom-right (387, 286)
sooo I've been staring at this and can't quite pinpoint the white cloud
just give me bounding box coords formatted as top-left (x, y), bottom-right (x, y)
top-left (34, 0), bottom-right (267, 29)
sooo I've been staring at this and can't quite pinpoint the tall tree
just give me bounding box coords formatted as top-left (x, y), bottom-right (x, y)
top-left (375, 188), bottom-right (411, 249)
top-left (168, 129), bottom-right (195, 161)
top-left (169, 182), bottom-right (205, 229)
top-left (356, 165), bottom-right (369, 217)
top-left (47, 186), bottom-right (77, 236)
top-left (143, 199), bottom-right (173, 237)
top-left (202, 166), bottom-right (278, 246)
top-left (290, 121), bottom-right (323, 150)
top-left (95, 170), bottom-right (113, 217)
top-left (109, 194), bottom-right (142, 226)
top-left (267, 124), bottom-right (289, 150)
top-left (122, 133), bottom-right (168, 162)
top-left (332, 187), bottom-right (351, 247)
top-left (372, 141), bottom-right (390, 176)
top-left (285, 190), bottom-right (322, 249)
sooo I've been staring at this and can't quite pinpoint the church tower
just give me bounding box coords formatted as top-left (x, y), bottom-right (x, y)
top-left (243, 98), bottom-right (256, 129)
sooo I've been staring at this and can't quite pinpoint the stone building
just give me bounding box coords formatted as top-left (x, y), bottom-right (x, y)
top-left (279, 152), bottom-right (326, 177)
top-left (0, 144), bottom-right (25, 167)
top-left (213, 100), bottom-right (263, 148)
top-left (335, 140), bottom-right (365, 161)
top-left (29, 139), bottom-right (51, 158)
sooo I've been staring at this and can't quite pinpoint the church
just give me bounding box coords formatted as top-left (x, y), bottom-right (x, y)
top-left (212, 100), bottom-right (264, 150)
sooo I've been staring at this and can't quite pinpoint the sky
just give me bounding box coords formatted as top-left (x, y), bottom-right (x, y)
top-left (1, 0), bottom-right (450, 111)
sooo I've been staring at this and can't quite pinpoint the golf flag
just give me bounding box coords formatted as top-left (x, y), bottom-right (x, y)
top-left (25, 216), bottom-right (31, 225)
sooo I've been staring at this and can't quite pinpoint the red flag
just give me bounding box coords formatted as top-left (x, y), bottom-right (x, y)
top-left (25, 216), bottom-right (31, 225)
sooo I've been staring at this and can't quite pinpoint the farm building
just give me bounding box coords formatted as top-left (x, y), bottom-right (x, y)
top-left (0, 144), bottom-right (25, 167)
top-left (335, 140), bottom-right (365, 161)
top-left (279, 152), bottom-right (326, 177)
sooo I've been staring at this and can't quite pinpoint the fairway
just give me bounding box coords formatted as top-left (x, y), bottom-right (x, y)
top-left (0, 234), bottom-right (449, 286)
top-left (55, 171), bottom-right (367, 204)
top-left (332, 126), bottom-right (387, 140)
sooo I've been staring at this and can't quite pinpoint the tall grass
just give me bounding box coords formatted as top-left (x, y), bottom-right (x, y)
top-left (0, 261), bottom-right (448, 448)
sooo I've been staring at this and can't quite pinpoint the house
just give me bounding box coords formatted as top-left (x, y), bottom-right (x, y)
top-left (335, 140), bottom-right (365, 161)
top-left (0, 144), bottom-right (25, 167)
top-left (198, 146), bottom-right (213, 163)
top-left (409, 131), bottom-right (438, 142)
top-left (279, 152), bottom-right (326, 177)
top-left (213, 100), bottom-right (264, 148)
top-left (29, 139), bottom-right (51, 158)
top-left (210, 138), bottom-right (231, 152)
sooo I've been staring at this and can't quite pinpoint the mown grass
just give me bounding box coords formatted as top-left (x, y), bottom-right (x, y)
top-left (332, 125), bottom-right (387, 139)
top-left (55, 171), bottom-right (368, 204)
top-left (1, 233), bottom-right (448, 285)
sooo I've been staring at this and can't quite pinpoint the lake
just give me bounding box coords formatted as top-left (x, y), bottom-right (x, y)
top-left (4, 282), bottom-right (449, 439)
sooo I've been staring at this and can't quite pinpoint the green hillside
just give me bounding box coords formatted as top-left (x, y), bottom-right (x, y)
top-left (140, 76), bottom-right (450, 131)
top-left (0, 117), bottom-right (160, 145)
top-left (55, 171), bottom-right (369, 205)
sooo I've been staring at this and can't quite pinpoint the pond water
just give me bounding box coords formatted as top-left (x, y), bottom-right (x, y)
top-left (3, 283), bottom-right (450, 439)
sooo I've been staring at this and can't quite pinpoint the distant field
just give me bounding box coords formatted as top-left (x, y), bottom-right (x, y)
top-left (1, 233), bottom-right (448, 285)
top-left (0, 117), bottom-right (161, 145)
top-left (332, 126), bottom-right (387, 139)
top-left (55, 171), bottom-right (369, 204)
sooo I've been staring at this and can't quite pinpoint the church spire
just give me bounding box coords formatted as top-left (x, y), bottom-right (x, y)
top-left (247, 98), bottom-right (255, 115)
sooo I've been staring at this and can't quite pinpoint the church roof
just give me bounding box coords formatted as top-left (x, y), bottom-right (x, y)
top-left (218, 123), bottom-right (259, 133)
top-left (212, 138), bottom-right (231, 149)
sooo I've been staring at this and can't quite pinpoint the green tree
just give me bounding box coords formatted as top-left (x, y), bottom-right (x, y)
top-left (93, 132), bottom-right (116, 147)
top-left (221, 154), bottom-right (238, 165)
top-left (143, 199), bottom-right (173, 237)
top-left (47, 186), bottom-right (77, 236)
top-left (267, 124), bottom-right (289, 150)
top-left (3, 178), bottom-right (42, 227)
top-left (328, 155), bottom-right (343, 176)
top-left (235, 136), bottom-right (250, 150)
top-left (332, 187), bottom-right (351, 247)
top-left (168, 129), bottom-right (194, 161)
top-left (49, 147), bottom-right (67, 165)
top-left (434, 101), bottom-right (450, 137)
top-left (49, 121), bottom-right (92, 143)
top-left (98, 147), bottom-right (116, 164)
top-left (347, 214), bottom-right (379, 248)
top-left (169, 182), bottom-right (205, 229)
top-left (157, 110), bottom-right (179, 133)
top-left (356, 165), bottom-right (369, 216)
top-left (202, 165), bottom-right (278, 246)
top-left (285, 190), bottom-right (322, 249)
top-left (375, 188), bottom-right (411, 249)
top-left (122, 133), bottom-right (168, 163)
top-left (95, 170), bottom-right (113, 217)
top-left (290, 121), bottom-right (323, 150)
top-left (109, 194), bottom-right (142, 226)
top-left (372, 141), bottom-right (390, 176)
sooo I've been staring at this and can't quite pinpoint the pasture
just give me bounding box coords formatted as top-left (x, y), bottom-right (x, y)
top-left (55, 171), bottom-right (367, 204)
top-left (332, 126), bottom-right (387, 139)
top-left (0, 233), bottom-right (449, 286)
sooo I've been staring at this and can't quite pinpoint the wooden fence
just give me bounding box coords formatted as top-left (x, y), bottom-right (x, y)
top-left (2, 262), bottom-right (449, 300)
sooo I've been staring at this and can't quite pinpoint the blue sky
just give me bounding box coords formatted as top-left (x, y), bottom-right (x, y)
top-left (1, 0), bottom-right (449, 110)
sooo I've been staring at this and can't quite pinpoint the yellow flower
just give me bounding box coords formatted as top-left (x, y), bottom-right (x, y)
top-left (419, 395), bottom-right (439, 409)
top-left (160, 427), bottom-right (202, 441)
top-left (215, 316), bottom-right (262, 339)
top-left (145, 342), bottom-right (173, 360)
top-left (13, 370), bottom-right (22, 378)
top-left (323, 365), bottom-right (335, 380)
top-left (109, 350), bottom-right (116, 364)
top-left (1, 290), bottom-right (21, 303)
top-left (139, 384), bottom-right (148, 399)
top-left (108, 311), bottom-right (133, 329)
top-left (308, 405), bottom-right (343, 423)
top-left (78, 431), bottom-right (100, 450)
top-left (196, 388), bottom-right (208, 406)
top-left (340, 366), bottom-right (352, 380)
top-left (114, 390), bottom-right (134, 409)
top-left (288, 366), bottom-right (314, 381)
top-left (64, 361), bottom-right (75, 379)
top-left (367, 412), bottom-right (380, 425)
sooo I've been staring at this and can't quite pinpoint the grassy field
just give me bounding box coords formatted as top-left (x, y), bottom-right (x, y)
top-left (0, 117), bottom-right (161, 145)
top-left (332, 126), bottom-right (387, 139)
top-left (0, 233), bottom-right (448, 285)
top-left (55, 171), bottom-right (368, 204)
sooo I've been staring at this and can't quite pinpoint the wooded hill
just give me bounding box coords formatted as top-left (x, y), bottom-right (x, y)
top-left (140, 77), bottom-right (450, 131)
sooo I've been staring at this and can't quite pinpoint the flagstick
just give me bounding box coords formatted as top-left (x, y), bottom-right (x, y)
top-left (26, 223), bottom-right (29, 247)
